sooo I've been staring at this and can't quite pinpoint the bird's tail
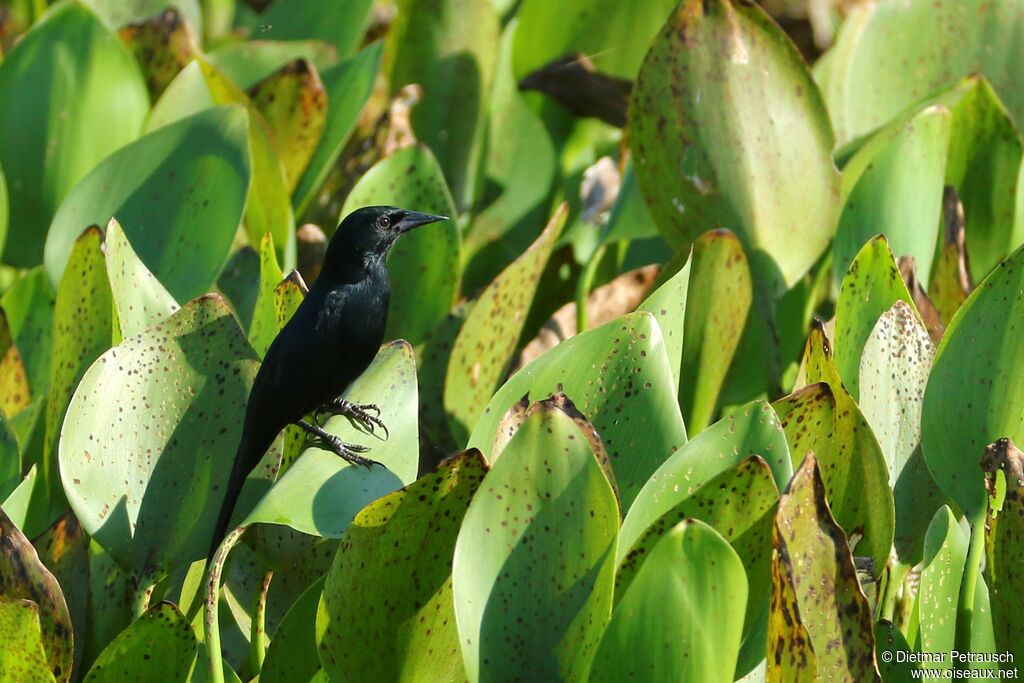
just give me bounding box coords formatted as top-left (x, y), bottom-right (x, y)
top-left (207, 432), bottom-right (263, 563)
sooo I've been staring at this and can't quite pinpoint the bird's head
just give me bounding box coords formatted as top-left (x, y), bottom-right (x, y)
top-left (329, 206), bottom-right (448, 261)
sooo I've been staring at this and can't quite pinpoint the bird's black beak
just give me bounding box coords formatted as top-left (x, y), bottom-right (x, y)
top-left (398, 211), bottom-right (448, 234)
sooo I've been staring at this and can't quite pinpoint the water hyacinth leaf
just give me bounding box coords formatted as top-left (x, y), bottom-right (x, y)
top-left (385, 0), bottom-right (499, 209)
top-left (513, 0), bottom-right (677, 80)
top-left (33, 513), bottom-right (90, 678)
top-left (981, 439), bottom-right (1024, 666)
top-left (833, 106), bottom-right (950, 288)
top-left (462, 21), bottom-right (556, 294)
top-left (254, 0), bottom-right (373, 60)
top-left (217, 246), bottom-right (260, 332)
top-left (677, 229), bottom-right (752, 432)
top-left (81, 0), bottom-right (202, 40)
top-left (766, 554), bottom-right (817, 683)
top-left (293, 43), bottom-right (383, 217)
top-left (241, 341), bottom-right (419, 537)
top-left (616, 455), bottom-right (776, 665)
top-left (60, 295), bottom-right (264, 581)
top-left (104, 220), bottom-right (179, 340)
top-left (207, 40), bottom-right (338, 90)
top-left (922, 242), bottom-right (1024, 521)
top-left (0, 310), bottom-right (31, 418)
top-left (0, 599), bottom-right (55, 683)
top-left (621, 400), bottom-right (789, 560)
top-left (928, 190), bottom-right (973, 326)
top-left (82, 602), bottom-right (197, 683)
top-left (444, 205), bottom-right (566, 441)
top-left (44, 228), bottom-right (113, 525)
top-left (875, 621), bottom-right (918, 681)
top-left (774, 379), bottom-right (894, 572)
top-left (2, 268), bottom-right (56, 399)
top-left (630, 0), bottom-right (839, 291)
top-left (636, 249), bottom-right (691, 396)
top-left (833, 235), bottom-right (914, 399)
top-left (826, 0), bottom-right (1024, 145)
top-left (859, 301), bottom-right (944, 565)
top-left (261, 576), bottom-right (325, 683)
top-left (1, 467), bottom-right (38, 531)
top-left (453, 398), bottom-right (619, 682)
top-left (116, 7), bottom-right (199, 100)
top-left (589, 520), bottom-right (747, 683)
top-left (0, 508), bottom-right (72, 682)
top-left (248, 59), bottom-right (327, 193)
top-left (918, 506), bottom-right (966, 670)
top-left (0, 165), bottom-right (7, 259)
top-left (318, 450), bottom-right (487, 682)
top-left (248, 234), bottom-right (285, 358)
top-left (46, 106), bottom-right (251, 303)
top-left (770, 453), bottom-right (881, 681)
top-left (0, 1), bottom-right (149, 267)
top-left (418, 303), bottom-right (473, 457)
top-left (0, 413), bottom-right (19, 500)
top-left (341, 145), bottom-right (460, 347)
top-left (468, 312), bottom-right (686, 509)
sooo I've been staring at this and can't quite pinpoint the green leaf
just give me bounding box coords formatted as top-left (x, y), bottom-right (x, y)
top-left (453, 397), bottom-right (618, 682)
top-left (33, 514), bottom-right (90, 679)
top-left (677, 229), bottom-right (752, 432)
top-left (207, 40), bottom-right (338, 89)
top-left (859, 301), bottom-right (945, 565)
top-left (468, 312), bottom-right (687, 510)
top-left (768, 453), bottom-right (881, 682)
top-left (1, 467), bottom-right (38, 531)
top-left (81, 542), bottom-right (132, 678)
top-left (0, 412), bottom-right (20, 500)
top-left (81, 0), bottom-right (202, 41)
top-left (116, 6), bottom-right (199, 100)
top-left (513, 0), bottom-right (677, 80)
top-left (591, 520), bottom-right (747, 682)
top-left (824, 0), bottom-right (1024, 144)
top-left (294, 43), bottom-right (382, 217)
top-left (981, 439), bottom-right (1024, 667)
top-left (2, 267), bottom-right (56, 400)
top-left (60, 294), bottom-right (263, 581)
top-left (341, 145), bottom-right (460, 347)
top-left (385, 0), bottom-right (499, 209)
top-left (216, 246), bottom-right (260, 332)
top-left (43, 228), bottom-right (113, 530)
top-left (833, 105), bottom-right (951, 288)
top-left (247, 233), bottom-right (285, 358)
top-left (46, 106), bottom-right (251, 302)
top-left (621, 400), bottom-right (789, 560)
top-left (0, 0), bottom-right (149, 267)
top-left (261, 577), bottom-right (325, 683)
top-left (636, 249), bottom-right (691, 396)
top-left (318, 450), bottom-right (486, 682)
top-left (0, 309), bottom-right (31, 418)
top-left (461, 21), bottom-right (556, 294)
top-left (0, 508), bottom-right (72, 682)
top-left (630, 0), bottom-right (839, 291)
top-left (248, 59), bottom-right (327, 193)
top-left (875, 621), bottom-right (918, 681)
top-left (833, 235), bottom-right (914, 400)
top-left (922, 241), bottom-right (1024, 521)
top-left (444, 204), bottom-right (566, 442)
top-left (240, 340), bottom-right (420, 537)
top-left (83, 602), bottom-right (197, 682)
top-left (104, 219), bottom-right (179, 339)
top-left (918, 506), bottom-right (967, 671)
top-left (775, 353), bottom-right (895, 573)
top-left (254, 0), bottom-right (373, 60)
top-left (0, 164), bottom-right (8, 259)
top-left (0, 599), bottom-right (56, 683)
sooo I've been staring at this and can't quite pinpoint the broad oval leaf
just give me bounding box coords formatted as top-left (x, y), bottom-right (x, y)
top-left (60, 295), bottom-right (262, 581)
top-left (254, 0), bottom-right (373, 60)
top-left (922, 242), bottom-right (1024, 521)
top-left (261, 576), bottom-right (325, 683)
top-left (104, 219), bottom-right (179, 340)
top-left (918, 506), bottom-right (967, 669)
top-left (2, 267), bottom-right (56, 400)
top-left (82, 602), bottom-right (197, 682)
top-left (318, 450), bottom-right (486, 683)
top-left (206, 40), bottom-right (338, 90)
top-left (982, 439), bottom-right (1024, 665)
top-left (630, 0), bottom-right (839, 291)
top-left (0, 1), bottom-right (149, 267)
top-left (0, 599), bottom-right (55, 683)
top-left (45, 106), bottom-right (251, 302)
top-left (341, 145), bottom-right (460, 347)
top-left (468, 312), bottom-right (687, 509)
top-left (453, 398), bottom-right (618, 682)
top-left (589, 519), bottom-right (747, 683)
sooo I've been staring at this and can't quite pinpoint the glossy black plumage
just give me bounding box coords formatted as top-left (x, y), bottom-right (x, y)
top-left (207, 206), bottom-right (447, 560)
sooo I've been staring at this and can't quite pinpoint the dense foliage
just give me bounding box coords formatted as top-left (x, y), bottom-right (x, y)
top-left (0, 0), bottom-right (1022, 680)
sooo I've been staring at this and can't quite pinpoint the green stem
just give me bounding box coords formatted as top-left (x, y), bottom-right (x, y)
top-left (250, 570), bottom-right (273, 676)
top-left (576, 243), bottom-right (607, 334)
top-left (879, 562), bottom-right (909, 623)
top-left (205, 526), bottom-right (247, 683)
top-left (955, 515), bottom-right (986, 651)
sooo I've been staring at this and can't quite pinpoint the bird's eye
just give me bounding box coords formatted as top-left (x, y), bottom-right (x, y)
top-left (377, 215), bottom-right (391, 229)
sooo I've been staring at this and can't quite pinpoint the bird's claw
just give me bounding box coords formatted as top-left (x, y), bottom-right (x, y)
top-left (313, 433), bottom-right (379, 469)
top-left (316, 398), bottom-right (389, 441)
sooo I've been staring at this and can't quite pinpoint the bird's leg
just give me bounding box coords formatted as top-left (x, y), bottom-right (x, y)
top-left (295, 420), bottom-right (380, 469)
top-left (314, 398), bottom-right (389, 440)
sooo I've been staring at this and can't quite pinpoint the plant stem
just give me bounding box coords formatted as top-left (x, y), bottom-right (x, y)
top-left (576, 242), bottom-right (607, 334)
top-left (250, 570), bottom-right (273, 676)
top-left (955, 515), bottom-right (986, 651)
top-left (879, 561), bottom-right (909, 623)
top-left (205, 526), bottom-right (246, 683)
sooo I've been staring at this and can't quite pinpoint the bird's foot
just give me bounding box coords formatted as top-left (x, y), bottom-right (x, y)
top-left (315, 398), bottom-right (389, 440)
top-left (296, 420), bottom-right (381, 469)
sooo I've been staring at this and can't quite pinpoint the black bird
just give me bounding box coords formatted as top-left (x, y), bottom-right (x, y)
top-left (208, 206), bottom-right (448, 560)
